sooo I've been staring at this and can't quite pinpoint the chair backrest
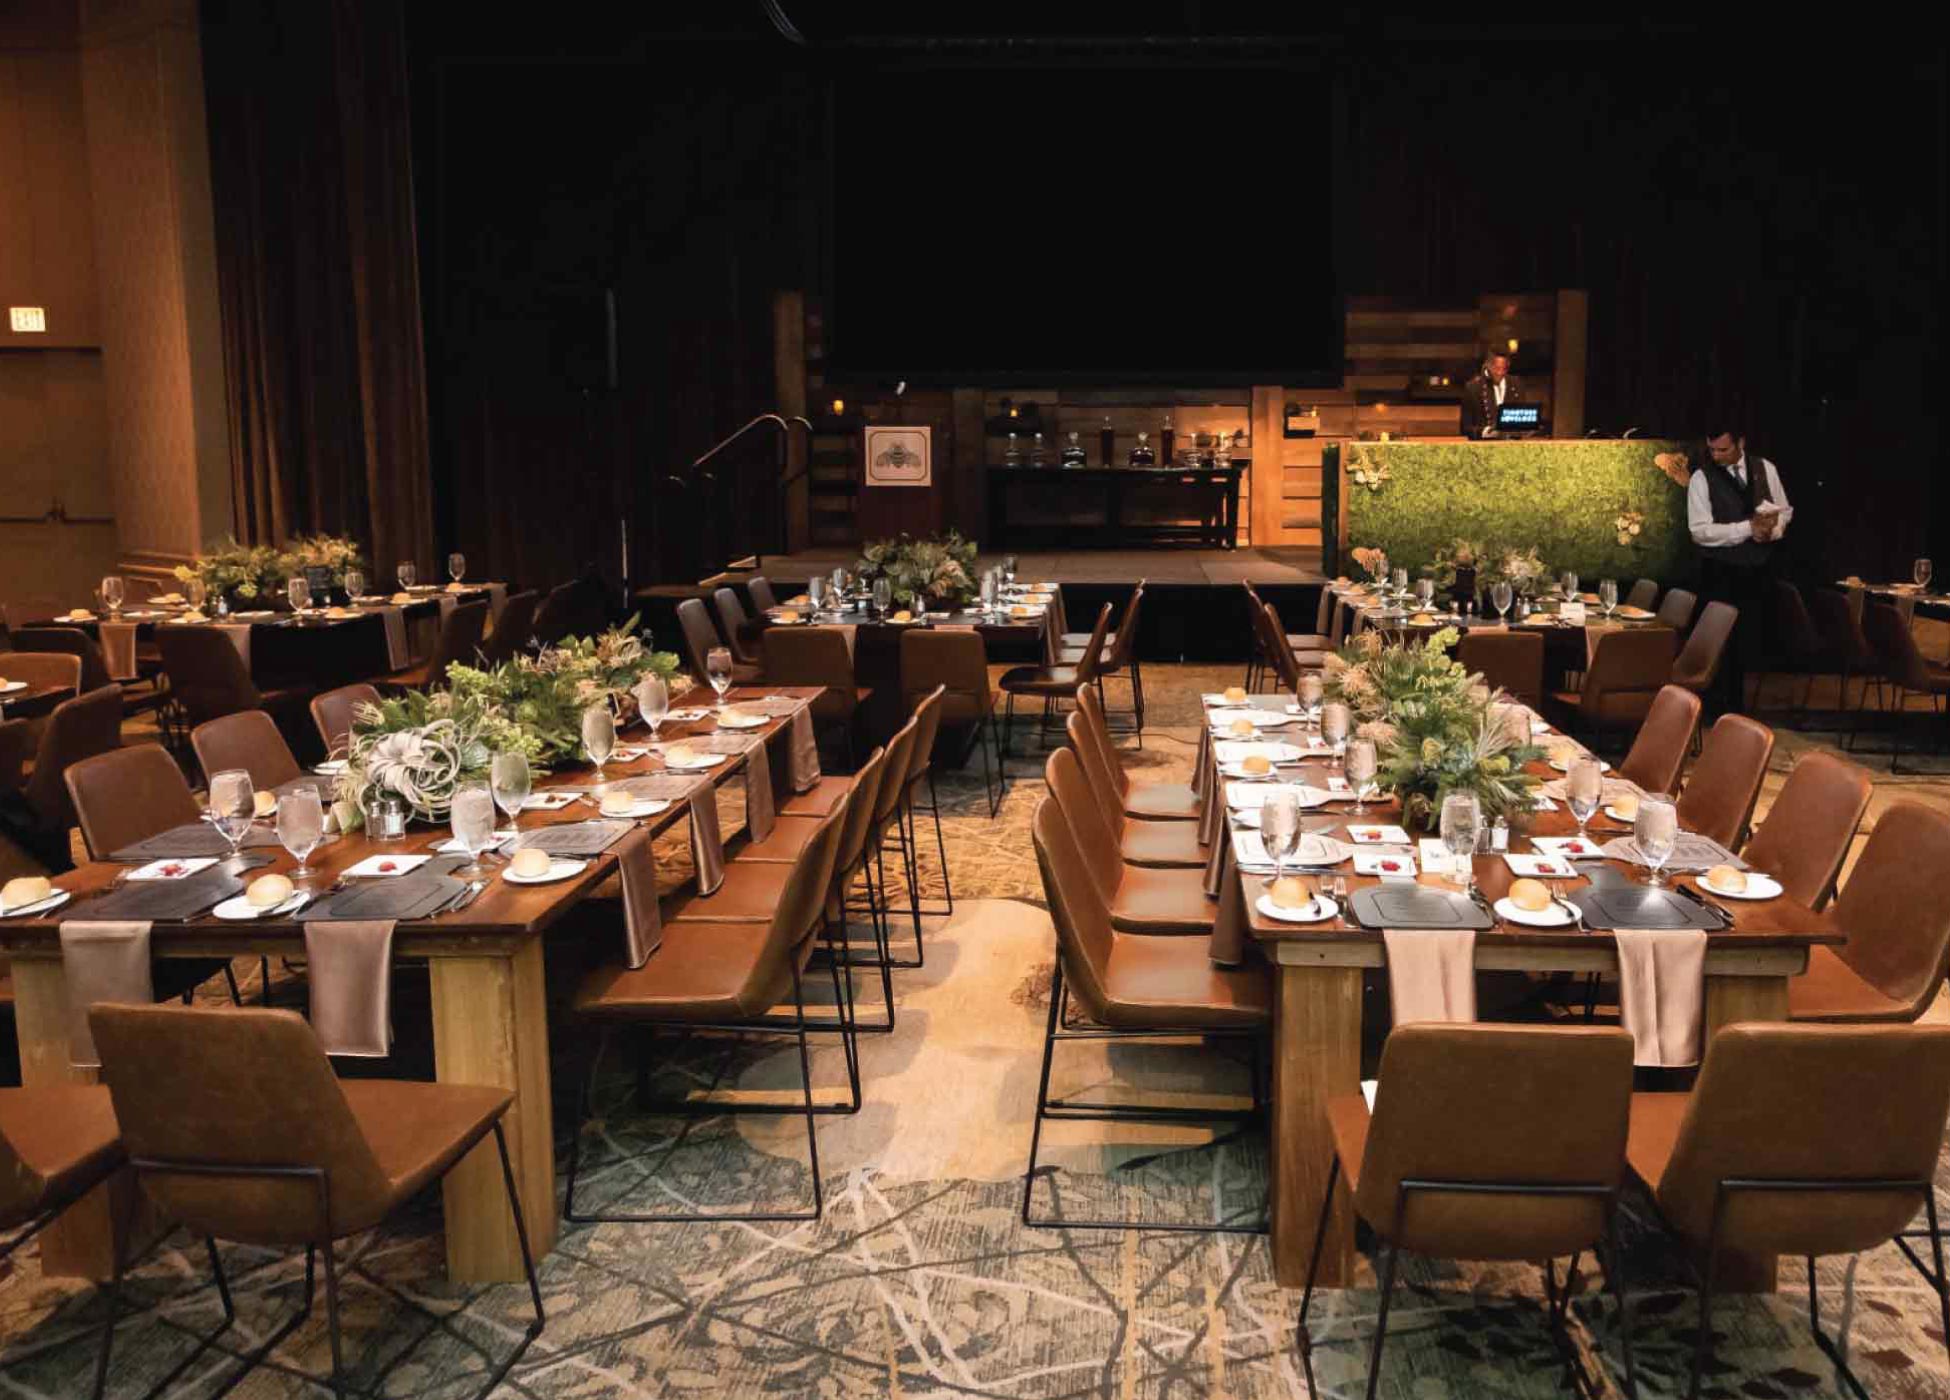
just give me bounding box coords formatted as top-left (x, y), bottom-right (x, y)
top-left (712, 587), bottom-right (761, 666)
top-left (1673, 600), bottom-right (1738, 690)
top-left (1578, 627), bottom-right (1677, 727)
top-left (1260, 603), bottom-right (1303, 690)
top-left (1066, 710), bottom-right (1129, 832)
top-left (1654, 1022), bottom-right (1950, 1258)
top-left (22, 684), bottom-right (123, 830)
top-left (530, 581), bottom-right (580, 646)
top-left (747, 576), bottom-right (779, 613)
top-left (871, 711), bottom-right (920, 827)
top-left (477, 589), bottom-right (539, 667)
top-left (754, 796), bottom-right (851, 986)
top-left (1675, 713), bottom-right (1774, 849)
top-left (1069, 603), bottom-right (1115, 685)
top-left (1314, 584), bottom-right (1335, 635)
top-left (902, 684), bottom-right (945, 785)
top-left (156, 625), bottom-right (261, 726)
top-left (1457, 630), bottom-right (1545, 708)
top-left (1862, 599), bottom-right (1935, 691)
top-left (1358, 1024), bottom-right (1633, 1260)
top-left (899, 628), bottom-right (988, 719)
top-left (423, 601), bottom-right (490, 685)
top-left (1625, 578), bottom-right (1660, 612)
top-left (1828, 802), bottom-right (1950, 1018)
top-left (1031, 796), bottom-right (1119, 1022)
top-left (1740, 751), bottom-right (1872, 909)
top-left (311, 683), bottom-right (380, 759)
top-left (1101, 583), bottom-right (1145, 672)
top-left (1328, 591), bottom-right (1353, 648)
top-left (192, 710), bottom-right (303, 792)
top-left (65, 743), bottom-right (201, 859)
top-left (0, 650), bottom-right (83, 695)
top-left (1807, 586), bottom-right (1875, 667)
top-left (1, 599), bottom-right (66, 633)
top-left (88, 1004), bottom-right (397, 1244)
top-left (830, 745), bottom-right (888, 875)
top-left (673, 597), bottom-right (723, 680)
top-left (1075, 683), bottom-right (1129, 799)
top-left (1043, 746), bottom-right (1124, 904)
top-left (1615, 684), bottom-right (1701, 796)
top-left (764, 627), bottom-right (858, 713)
top-left (1655, 586), bottom-right (1698, 633)
top-left (9, 629), bottom-right (111, 691)
top-left (1771, 580), bottom-right (1822, 664)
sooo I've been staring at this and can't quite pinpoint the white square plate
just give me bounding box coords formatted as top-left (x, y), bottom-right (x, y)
top-left (129, 857), bottom-right (218, 881)
top-left (342, 854), bottom-right (430, 879)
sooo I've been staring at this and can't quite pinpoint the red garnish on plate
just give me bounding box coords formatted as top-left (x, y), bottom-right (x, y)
top-left (1565, 841), bottom-right (1586, 854)
top-left (160, 863), bottom-right (186, 878)
top-left (378, 860), bottom-right (397, 873)
top-left (1379, 860), bottom-right (1401, 872)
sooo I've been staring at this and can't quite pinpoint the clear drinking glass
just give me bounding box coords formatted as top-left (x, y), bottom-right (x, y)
top-left (1440, 792), bottom-right (1482, 893)
top-left (979, 571), bottom-right (997, 618)
top-left (208, 769), bottom-right (256, 865)
top-left (1298, 673), bottom-right (1324, 727)
top-left (101, 575), bottom-right (125, 615)
top-left (1567, 756), bottom-right (1603, 839)
top-left (581, 705), bottom-right (616, 790)
top-left (1917, 558), bottom-right (1935, 591)
top-left (1635, 795), bottom-right (1679, 886)
top-left (449, 552), bottom-right (466, 585)
top-left (1415, 578), bottom-right (1435, 610)
top-left (287, 576), bottom-right (311, 615)
top-left (344, 568), bottom-right (365, 601)
top-left (1492, 580), bottom-right (1514, 621)
top-left (1263, 788), bottom-right (1302, 889)
top-left (808, 575), bottom-right (828, 615)
top-left (706, 646), bottom-right (733, 708)
top-left (831, 567), bottom-right (846, 600)
top-left (450, 781), bottom-right (497, 879)
top-left (1391, 566), bottom-right (1409, 598)
top-left (397, 561), bottom-right (417, 590)
top-left (277, 783), bottom-right (324, 880)
top-left (1345, 738), bottom-right (1378, 814)
top-left (876, 576), bottom-right (895, 617)
top-left (186, 577), bottom-right (207, 612)
top-left (1561, 570), bottom-right (1579, 598)
top-left (1320, 702), bottom-right (1350, 763)
top-left (1599, 578), bottom-right (1619, 618)
top-left (1004, 555), bottom-right (1018, 588)
top-left (491, 751), bottom-right (531, 838)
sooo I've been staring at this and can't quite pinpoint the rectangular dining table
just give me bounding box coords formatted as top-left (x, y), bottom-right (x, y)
top-left (0, 684), bottom-right (825, 1285)
top-left (1203, 694), bottom-right (1841, 1293)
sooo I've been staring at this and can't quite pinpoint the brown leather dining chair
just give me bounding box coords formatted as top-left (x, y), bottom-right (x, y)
top-left (1807, 586), bottom-right (1882, 743)
top-left (1066, 711), bottom-right (1204, 868)
top-left (310, 682), bottom-right (381, 759)
top-left (476, 587), bottom-right (540, 667)
top-left (1860, 597), bottom-right (1950, 772)
top-left (1297, 1024), bottom-right (1638, 1400)
top-left (1769, 580), bottom-right (1844, 724)
top-left (1257, 600), bottom-right (1311, 693)
top-left (1672, 599), bottom-right (1739, 708)
top-left (1458, 630), bottom-right (1546, 708)
top-left (155, 623), bottom-right (308, 735)
top-left (0, 648), bottom-right (84, 700)
top-left (1625, 578), bottom-right (1660, 612)
top-left (1786, 801), bottom-right (1950, 1023)
top-left (1044, 746), bottom-right (1215, 934)
top-left (1613, 684), bottom-right (1702, 796)
top-left (901, 626), bottom-right (1005, 816)
top-left (1625, 1022), bottom-right (1950, 1400)
top-left (999, 602), bottom-right (1112, 760)
top-left (675, 596), bottom-right (762, 687)
top-left (378, 599), bottom-right (489, 690)
top-left (88, 1003), bottom-right (542, 1400)
top-left (746, 575), bottom-right (780, 613)
top-left (1024, 795), bottom-right (1271, 1232)
top-left (1547, 627), bottom-right (1676, 739)
top-left (1738, 750), bottom-right (1872, 909)
top-left (9, 627), bottom-right (113, 693)
top-left (712, 586), bottom-right (765, 669)
top-left (763, 625), bottom-right (871, 768)
top-left (567, 797), bottom-right (849, 1223)
top-left (191, 709), bottom-right (305, 791)
top-left (0, 683), bottom-right (122, 872)
top-left (528, 580), bottom-right (579, 646)
top-left (1063, 582), bottom-right (1149, 737)
top-left (1655, 585), bottom-right (1698, 634)
top-left (1077, 683), bottom-right (1202, 821)
top-left (1674, 713), bottom-right (1775, 850)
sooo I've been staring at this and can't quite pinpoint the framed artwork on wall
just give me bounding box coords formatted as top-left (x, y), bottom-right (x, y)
top-left (863, 425), bottom-right (932, 488)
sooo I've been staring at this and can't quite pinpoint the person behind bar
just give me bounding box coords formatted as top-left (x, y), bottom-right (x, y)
top-left (1460, 350), bottom-right (1523, 439)
top-left (1689, 420), bottom-right (1792, 712)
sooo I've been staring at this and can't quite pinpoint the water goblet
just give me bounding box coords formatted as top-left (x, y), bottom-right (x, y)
top-left (706, 646), bottom-right (734, 710)
top-left (1567, 756), bottom-right (1603, 841)
top-left (581, 704), bottom-right (616, 791)
top-left (1320, 702), bottom-right (1350, 767)
top-left (1414, 577), bottom-right (1435, 610)
top-left (1560, 569), bottom-right (1579, 599)
top-left (876, 576), bottom-right (895, 618)
top-left (208, 769), bottom-right (256, 867)
top-left (344, 568), bottom-right (366, 601)
top-left (1492, 580), bottom-right (1514, 621)
top-left (978, 570), bottom-right (996, 619)
top-left (1635, 795), bottom-right (1678, 886)
top-left (1345, 737), bottom-right (1378, 815)
top-left (397, 560), bottom-right (417, 591)
top-left (1917, 558), bottom-right (1935, 592)
top-left (1263, 788), bottom-right (1302, 890)
top-left (186, 577), bottom-right (208, 612)
top-left (277, 784), bottom-right (324, 881)
top-left (1004, 555), bottom-right (1019, 588)
top-left (449, 552), bottom-right (466, 585)
top-left (808, 575), bottom-right (828, 616)
top-left (1599, 578), bottom-right (1618, 619)
top-left (491, 750), bottom-right (531, 839)
top-left (1297, 673), bottom-right (1324, 728)
top-left (101, 575), bottom-right (125, 616)
top-left (1440, 791), bottom-right (1482, 895)
top-left (450, 781), bottom-right (498, 879)
top-left (287, 575), bottom-right (312, 616)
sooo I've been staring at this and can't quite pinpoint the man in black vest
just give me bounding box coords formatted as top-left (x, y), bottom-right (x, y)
top-left (1688, 423), bottom-right (1792, 712)
top-left (1460, 351), bottom-right (1523, 439)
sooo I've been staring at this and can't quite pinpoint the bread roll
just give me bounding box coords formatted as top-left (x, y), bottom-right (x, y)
top-left (2, 875), bottom-right (52, 909)
top-left (600, 790), bottom-right (638, 816)
top-left (892, 609), bottom-right (912, 623)
top-left (1509, 878), bottom-right (1552, 912)
top-left (1611, 793), bottom-right (1639, 820)
top-left (1241, 754), bottom-right (1273, 776)
top-left (1706, 865), bottom-right (1747, 893)
top-left (510, 847), bottom-right (553, 878)
top-left (1228, 718), bottom-right (1256, 738)
top-left (775, 609), bottom-right (800, 623)
top-left (246, 873), bottom-right (294, 909)
top-left (1268, 875), bottom-right (1314, 909)
top-left (254, 790), bottom-right (279, 817)
top-left (1223, 686), bottom-right (1248, 704)
top-left (1410, 612), bottom-right (1434, 625)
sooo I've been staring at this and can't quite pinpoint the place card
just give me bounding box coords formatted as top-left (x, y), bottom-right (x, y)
top-left (1418, 839), bottom-right (1460, 875)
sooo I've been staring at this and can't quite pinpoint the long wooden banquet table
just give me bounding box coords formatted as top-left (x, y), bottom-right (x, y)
top-left (0, 683), bottom-right (823, 1284)
top-left (1201, 693), bottom-right (1840, 1292)
top-left (1325, 579), bottom-right (1672, 674)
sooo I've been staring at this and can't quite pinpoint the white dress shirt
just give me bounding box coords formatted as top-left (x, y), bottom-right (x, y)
top-left (1688, 454), bottom-right (1793, 548)
top-left (1492, 378), bottom-right (1507, 405)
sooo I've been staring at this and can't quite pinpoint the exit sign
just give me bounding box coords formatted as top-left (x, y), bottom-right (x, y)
top-left (9, 307), bottom-right (47, 333)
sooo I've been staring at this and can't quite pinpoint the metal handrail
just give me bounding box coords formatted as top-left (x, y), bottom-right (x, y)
top-left (690, 414), bottom-right (791, 477)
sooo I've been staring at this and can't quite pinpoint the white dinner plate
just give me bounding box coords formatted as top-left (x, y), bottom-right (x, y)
top-left (1225, 782), bottom-right (1329, 810)
top-left (505, 857), bottom-right (588, 885)
top-left (662, 751), bottom-right (727, 771)
top-left (1221, 761), bottom-right (1291, 780)
top-left (0, 889), bottom-right (71, 918)
top-left (1208, 709), bottom-right (1291, 732)
top-left (213, 892), bottom-right (308, 921)
top-left (314, 759), bottom-right (348, 776)
top-left (594, 798), bottom-right (673, 820)
top-left (1255, 893), bottom-right (1340, 924)
top-left (1548, 756), bottom-right (1611, 773)
top-left (1215, 741), bottom-right (1305, 763)
top-left (1602, 803), bottom-right (1642, 823)
top-left (1495, 896), bottom-right (1576, 928)
top-left (343, 854), bottom-right (429, 879)
top-left (716, 711), bottom-right (768, 729)
top-left (0, 680), bottom-right (26, 695)
top-left (1699, 871), bottom-right (1784, 901)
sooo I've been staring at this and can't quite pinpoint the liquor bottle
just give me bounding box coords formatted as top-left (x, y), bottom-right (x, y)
top-left (1004, 432), bottom-right (1023, 466)
top-left (1129, 431), bottom-right (1155, 468)
top-left (1060, 431), bottom-right (1087, 467)
top-left (1030, 432), bottom-right (1048, 466)
top-left (1099, 415), bottom-right (1116, 469)
top-left (1159, 416), bottom-right (1175, 469)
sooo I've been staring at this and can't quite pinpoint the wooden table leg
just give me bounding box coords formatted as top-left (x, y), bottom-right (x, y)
top-left (1701, 972), bottom-right (1791, 1293)
top-left (1271, 962), bottom-right (1363, 1287)
top-left (429, 939), bottom-right (558, 1283)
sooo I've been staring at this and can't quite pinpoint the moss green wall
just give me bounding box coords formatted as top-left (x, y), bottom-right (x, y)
top-left (1326, 440), bottom-right (1696, 584)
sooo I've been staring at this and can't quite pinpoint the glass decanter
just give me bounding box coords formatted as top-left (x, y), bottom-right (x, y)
top-left (1129, 431), bottom-right (1155, 468)
top-left (1060, 431), bottom-right (1087, 467)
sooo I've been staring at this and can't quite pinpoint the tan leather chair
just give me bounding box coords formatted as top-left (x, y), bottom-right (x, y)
top-left (747, 576), bottom-right (780, 613)
top-left (529, 580), bottom-right (581, 646)
top-left (1615, 685), bottom-right (1702, 796)
top-left (1044, 747), bottom-right (1214, 934)
top-left (156, 624), bottom-right (308, 735)
top-left (1807, 587), bottom-right (1882, 745)
top-left (1789, 802), bottom-right (1950, 1023)
top-left (1626, 1022), bottom-right (1950, 1400)
top-left (1861, 599), bottom-right (1950, 773)
top-left (712, 586), bottom-right (764, 668)
top-left (1675, 713), bottom-right (1774, 849)
top-left (1298, 1024), bottom-right (1638, 1400)
top-left (1000, 602), bottom-right (1112, 760)
top-left (1547, 627), bottom-right (1676, 736)
top-left (900, 627), bottom-right (1004, 815)
top-left (9, 628), bottom-right (111, 692)
top-left (310, 682), bottom-right (381, 760)
top-left (64, 743), bottom-right (203, 862)
top-left (1062, 582), bottom-right (1149, 736)
top-left (1739, 751), bottom-right (1871, 909)
top-left (1458, 630), bottom-right (1545, 709)
top-left (1257, 601), bottom-right (1310, 692)
top-left (763, 625), bottom-right (872, 767)
top-left (674, 596), bottom-right (761, 686)
top-left (476, 588), bottom-right (540, 667)
top-left (568, 797), bottom-right (850, 1222)
top-left (191, 709), bottom-right (304, 792)
top-left (1625, 578), bottom-right (1660, 612)
top-left (1077, 683), bottom-right (1201, 821)
top-left (1672, 600), bottom-right (1738, 703)
top-left (0, 1081), bottom-right (124, 1260)
top-left (378, 599), bottom-right (488, 690)
top-left (0, 683), bottom-right (122, 872)
top-left (895, 685), bottom-right (957, 918)
top-left (1024, 796), bottom-right (1270, 1231)
top-left (1066, 712), bottom-right (1203, 868)
top-left (88, 1003), bottom-right (541, 1400)
top-left (1655, 586), bottom-right (1698, 634)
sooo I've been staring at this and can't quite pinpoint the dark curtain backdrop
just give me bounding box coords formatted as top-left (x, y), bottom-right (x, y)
top-left (201, 0), bottom-right (435, 581)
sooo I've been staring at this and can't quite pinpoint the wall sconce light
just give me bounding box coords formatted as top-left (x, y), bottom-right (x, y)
top-left (1008, 405), bottom-right (1020, 419)
top-left (830, 397), bottom-right (845, 416)
top-left (1506, 338), bottom-right (1519, 353)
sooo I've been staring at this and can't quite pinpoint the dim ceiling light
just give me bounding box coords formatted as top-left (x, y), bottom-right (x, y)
top-left (1507, 338), bottom-right (1519, 353)
top-left (830, 397), bottom-right (845, 415)
top-left (9, 307), bottom-right (47, 333)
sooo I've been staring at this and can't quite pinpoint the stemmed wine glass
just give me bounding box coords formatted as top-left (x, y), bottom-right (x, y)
top-left (1003, 555), bottom-right (1019, 589)
top-left (185, 577), bottom-right (208, 613)
top-left (1917, 558), bottom-right (1935, 592)
top-left (1297, 673), bottom-right (1324, 730)
top-left (1391, 566), bottom-right (1409, 600)
top-left (208, 770), bottom-right (256, 869)
top-left (1567, 756), bottom-right (1603, 843)
top-left (491, 751), bottom-right (531, 840)
top-left (1263, 788), bottom-right (1302, 893)
top-left (277, 783), bottom-right (324, 881)
top-left (287, 575), bottom-right (312, 616)
top-left (1598, 578), bottom-right (1618, 619)
top-left (1414, 578), bottom-right (1435, 611)
top-left (1440, 792), bottom-right (1482, 895)
top-left (1635, 794), bottom-right (1678, 886)
top-left (705, 646), bottom-right (734, 710)
top-left (1492, 580), bottom-right (1514, 622)
top-left (875, 576), bottom-right (895, 619)
top-left (1345, 737), bottom-right (1378, 815)
top-left (808, 575), bottom-right (828, 617)
top-left (397, 560), bottom-right (417, 591)
top-left (450, 781), bottom-right (497, 879)
top-left (1320, 702), bottom-right (1350, 769)
top-left (831, 567), bottom-right (847, 602)
top-left (634, 673), bottom-right (669, 752)
top-left (344, 568), bottom-right (366, 602)
top-left (449, 553), bottom-right (466, 586)
top-left (1561, 570), bottom-right (1580, 599)
top-left (101, 575), bottom-right (125, 616)
top-left (581, 705), bottom-right (616, 792)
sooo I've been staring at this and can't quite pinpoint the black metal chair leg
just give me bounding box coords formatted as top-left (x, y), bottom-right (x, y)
top-left (320, 1238), bottom-right (348, 1400)
top-left (1363, 1242), bottom-right (1401, 1400)
top-left (1020, 960), bottom-right (1065, 1225)
top-left (1294, 1156), bottom-right (1340, 1397)
top-left (791, 960), bottom-right (825, 1220)
top-left (926, 770), bottom-right (954, 916)
top-left (1805, 1255), bottom-right (1874, 1400)
top-left (1604, 1207), bottom-right (1640, 1400)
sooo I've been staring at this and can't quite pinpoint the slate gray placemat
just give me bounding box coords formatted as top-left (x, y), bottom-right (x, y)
top-left (516, 821), bottom-right (633, 857)
top-left (1350, 885), bottom-right (1495, 931)
top-left (74, 865), bottom-right (255, 921)
top-left (611, 775), bottom-right (707, 801)
top-left (692, 733), bottom-right (760, 754)
top-left (1571, 886), bottom-right (1727, 931)
top-left (297, 874), bottom-right (462, 923)
top-left (110, 822), bottom-right (284, 862)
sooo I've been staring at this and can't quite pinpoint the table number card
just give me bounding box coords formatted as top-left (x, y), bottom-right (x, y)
top-left (1559, 599), bottom-right (1587, 624)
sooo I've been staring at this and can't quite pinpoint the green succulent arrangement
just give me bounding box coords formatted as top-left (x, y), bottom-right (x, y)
top-left (856, 531), bottom-right (979, 609)
top-left (173, 534), bottom-right (367, 603)
top-left (333, 687), bottom-right (542, 828)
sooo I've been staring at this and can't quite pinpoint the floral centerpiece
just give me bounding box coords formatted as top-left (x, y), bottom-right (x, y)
top-left (1324, 629), bottom-right (1545, 831)
top-left (334, 689), bottom-right (542, 828)
top-left (446, 614), bottom-right (681, 762)
top-left (856, 531), bottom-right (979, 609)
top-left (279, 534), bottom-right (365, 591)
top-left (1344, 445), bottom-right (1392, 493)
top-left (1349, 546), bottom-right (1389, 583)
top-left (1426, 537), bottom-right (1484, 592)
top-left (173, 540), bottom-right (287, 608)
top-left (1483, 544), bottom-right (1549, 596)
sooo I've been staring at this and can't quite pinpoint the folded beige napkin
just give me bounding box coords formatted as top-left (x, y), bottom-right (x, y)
top-left (303, 920), bottom-right (395, 1057)
top-left (616, 827), bottom-right (662, 968)
top-left (789, 707), bottom-right (821, 792)
top-left (1191, 725), bottom-right (1212, 795)
top-left (744, 737), bottom-right (776, 842)
top-left (98, 621), bottom-right (139, 681)
top-left (1203, 820), bottom-right (1230, 899)
top-left (59, 920), bottom-right (154, 1068)
top-left (376, 604), bottom-right (409, 669)
top-left (689, 790), bottom-right (725, 895)
top-left (1209, 859), bottom-right (1248, 966)
top-left (1197, 749), bottom-right (1227, 851)
top-left (1614, 928), bottom-right (1705, 1067)
top-left (436, 593), bottom-right (458, 624)
top-left (1383, 928), bottom-right (1477, 1025)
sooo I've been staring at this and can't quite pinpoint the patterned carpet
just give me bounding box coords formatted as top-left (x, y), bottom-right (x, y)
top-left (3, 662), bottom-right (1950, 1397)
